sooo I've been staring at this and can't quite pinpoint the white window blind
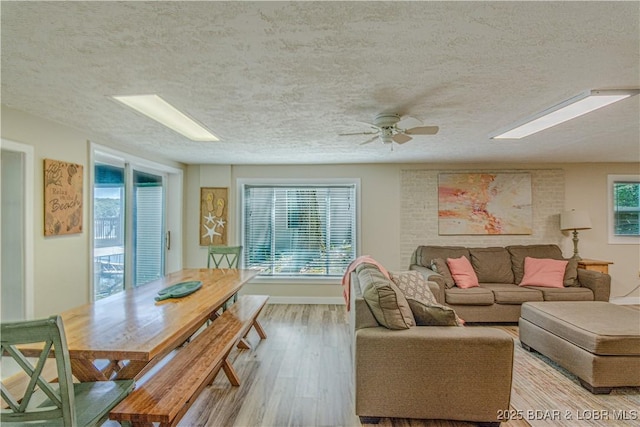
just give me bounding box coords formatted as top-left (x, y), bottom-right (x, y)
top-left (243, 184), bottom-right (356, 277)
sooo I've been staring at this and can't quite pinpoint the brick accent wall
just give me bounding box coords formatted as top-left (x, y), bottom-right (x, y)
top-left (400, 169), bottom-right (565, 268)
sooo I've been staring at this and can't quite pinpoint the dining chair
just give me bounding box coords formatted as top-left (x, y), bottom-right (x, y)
top-left (1, 315), bottom-right (134, 427)
top-left (207, 245), bottom-right (243, 310)
top-left (207, 245), bottom-right (242, 269)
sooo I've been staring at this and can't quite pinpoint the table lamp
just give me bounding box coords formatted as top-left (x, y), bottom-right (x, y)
top-left (560, 210), bottom-right (592, 260)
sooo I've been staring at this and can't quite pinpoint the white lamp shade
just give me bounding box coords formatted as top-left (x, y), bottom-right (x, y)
top-left (560, 210), bottom-right (592, 231)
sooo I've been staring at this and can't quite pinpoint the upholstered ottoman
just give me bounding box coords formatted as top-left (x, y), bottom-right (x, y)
top-left (519, 301), bottom-right (640, 394)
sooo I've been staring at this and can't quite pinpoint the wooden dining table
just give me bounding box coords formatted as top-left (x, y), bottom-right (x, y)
top-left (22, 268), bottom-right (259, 382)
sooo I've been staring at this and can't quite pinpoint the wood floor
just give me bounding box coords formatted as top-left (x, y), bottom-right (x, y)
top-left (176, 305), bottom-right (530, 427)
top-left (104, 304), bottom-right (639, 427)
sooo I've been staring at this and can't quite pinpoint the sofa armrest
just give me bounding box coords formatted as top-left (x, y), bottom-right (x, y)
top-left (355, 326), bottom-right (513, 422)
top-left (577, 269), bottom-right (611, 301)
top-left (409, 264), bottom-right (445, 303)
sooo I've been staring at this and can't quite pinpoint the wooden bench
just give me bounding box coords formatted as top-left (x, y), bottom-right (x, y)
top-left (109, 294), bottom-right (269, 427)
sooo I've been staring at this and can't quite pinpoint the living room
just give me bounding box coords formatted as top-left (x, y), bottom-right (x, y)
top-left (1, 2), bottom-right (639, 426)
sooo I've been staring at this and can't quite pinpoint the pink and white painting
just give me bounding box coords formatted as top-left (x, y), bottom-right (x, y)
top-left (438, 173), bottom-right (532, 235)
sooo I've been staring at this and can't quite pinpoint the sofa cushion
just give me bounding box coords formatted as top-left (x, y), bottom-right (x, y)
top-left (356, 263), bottom-right (415, 330)
top-left (506, 244), bottom-right (564, 283)
top-left (469, 247), bottom-right (514, 283)
top-left (519, 257), bottom-right (568, 288)
top-left (480, 283), bottom-right (544, 304)
top-left (430, 258), bottom-right (456, 288)
top-left (445, 287), bottom-right (495, 306)
top-left (415, 245), bottom-right (470, 268)
top-left (525, 286), bottom-right (594, 301)
top-left (389, 271), bottom-right (461, 326)
top-left (447, 256), bottom-right (479, 289)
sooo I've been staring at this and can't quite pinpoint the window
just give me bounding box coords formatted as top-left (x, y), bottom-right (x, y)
top-left (608, 175), bottom-right (640, 244)
top-left (241, 181), bottom-right (358, 278)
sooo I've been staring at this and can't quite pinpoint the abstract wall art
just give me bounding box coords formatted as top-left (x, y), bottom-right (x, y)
top-left (438, 173), bottom-right (532, 235)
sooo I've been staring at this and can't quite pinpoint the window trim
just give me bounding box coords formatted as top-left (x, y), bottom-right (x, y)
top-left (607, 174), bottom-right (640, 245)
top-left (236, 178), bottom-right (361, 284)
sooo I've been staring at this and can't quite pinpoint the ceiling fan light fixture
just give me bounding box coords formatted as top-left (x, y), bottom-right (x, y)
top-left (490, 89), bottom-right (639, 140)
top-left (112, 94), bottom-right (219, 141)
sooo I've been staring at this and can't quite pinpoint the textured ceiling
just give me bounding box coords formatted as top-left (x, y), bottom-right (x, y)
top-left (2, 1), bottom-right (639, 165)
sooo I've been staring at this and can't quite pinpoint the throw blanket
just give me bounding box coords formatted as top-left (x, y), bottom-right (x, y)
top-left (342, 256), bottom-right (390, 311)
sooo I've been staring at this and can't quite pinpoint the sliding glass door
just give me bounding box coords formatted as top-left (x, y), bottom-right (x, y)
top-left (93, 160), bottom-right (166, 300)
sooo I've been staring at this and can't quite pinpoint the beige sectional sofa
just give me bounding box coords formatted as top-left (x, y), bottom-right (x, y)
top-left (350, 265), bottom-right (514, 425)
top-left (409, 244), bottom-right (611, 322)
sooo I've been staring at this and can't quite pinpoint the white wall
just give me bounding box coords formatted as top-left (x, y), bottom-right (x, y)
top-left (563, 164), bottom-right (640, 300)
top-left (185, 164), bottom-right (400, 301)
top-left (185, 162), bottom-right (640, 302)
top-left (1, 106), bottom-right (185, 316)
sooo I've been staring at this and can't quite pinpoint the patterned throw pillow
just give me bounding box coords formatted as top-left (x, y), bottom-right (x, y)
top-left (390, 271), bottom-right (462, 326)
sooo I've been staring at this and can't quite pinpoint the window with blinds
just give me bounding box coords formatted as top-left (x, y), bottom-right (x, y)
top-left (242, 183), bottom-right (357, 277)
top-left (607, 174), bottom-right (640, 244)
top-left (613, 181), bottom-right (640, 236)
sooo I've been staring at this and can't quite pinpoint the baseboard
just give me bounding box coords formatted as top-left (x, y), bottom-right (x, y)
top-left (609, 296), bottom-right (640, 305)
top-left (265, 296), bottom-right (345, 305)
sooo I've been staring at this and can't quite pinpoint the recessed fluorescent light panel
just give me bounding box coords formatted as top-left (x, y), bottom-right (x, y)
top-left (112, 94), bottom-right (219, 141)
top-left (491, 89), bottom-right (640, 139)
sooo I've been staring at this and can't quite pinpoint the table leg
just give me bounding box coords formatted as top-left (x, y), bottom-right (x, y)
top-left (114, 360), bottom-right (149, 380)
top-left (70, 358), bottom-right (148, 381)
top-left (70, 359), bottom-right (110, 382)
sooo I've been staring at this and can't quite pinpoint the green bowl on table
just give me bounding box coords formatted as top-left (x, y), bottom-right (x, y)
top-left (155, 281), bottom-right (202, 301)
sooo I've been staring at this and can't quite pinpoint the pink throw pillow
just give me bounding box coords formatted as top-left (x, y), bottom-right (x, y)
top-left (446, 256), bottom-right (479, 289)
top-left (519, 257), bottom-right (568, 288)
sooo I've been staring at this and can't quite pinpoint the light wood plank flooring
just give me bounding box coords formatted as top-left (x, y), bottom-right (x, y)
top-left (104, 304), bottom-right (638, 427)
top-left (176, 305), bottom-right (529, 427)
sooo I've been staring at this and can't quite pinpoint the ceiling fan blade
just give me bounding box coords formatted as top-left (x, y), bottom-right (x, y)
top-left (359, 135), bottom-right (379, 145)
top-left (356, 121), bottom-right (379, 129)
top-left (392, 133), bottom-right (412, 144)
top-left (405, 126), bottom-right (439, 135)
top-left (396, 116), bottom-right (422, 130)
top-left (339, 131), bottom-right (379, 136)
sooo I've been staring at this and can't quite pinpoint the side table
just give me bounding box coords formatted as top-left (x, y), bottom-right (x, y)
top-left (577, 259), bottom-right (613, 274)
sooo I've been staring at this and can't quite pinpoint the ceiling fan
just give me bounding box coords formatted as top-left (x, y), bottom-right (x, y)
top-left (340, 113), bottom-right (439, 145)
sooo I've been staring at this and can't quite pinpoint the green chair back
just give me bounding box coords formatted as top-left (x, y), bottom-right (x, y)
top-left (1, 315), bottom-right (134, 427)
top-left (207, 245), bottom-right (242, 269)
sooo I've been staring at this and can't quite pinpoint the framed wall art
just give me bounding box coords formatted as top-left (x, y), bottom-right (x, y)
top-left (200, 187), bottom-right (228, 246)
top-left (438, 173), bottom-right (532, 235)
top-left (43, 158), bottom-right (83, 236)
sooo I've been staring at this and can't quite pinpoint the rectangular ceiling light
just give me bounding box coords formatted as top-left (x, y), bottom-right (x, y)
top-left (491, 89), bottom-right (639, 139)
top-left (112, 94), bottom-right (219, 141)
